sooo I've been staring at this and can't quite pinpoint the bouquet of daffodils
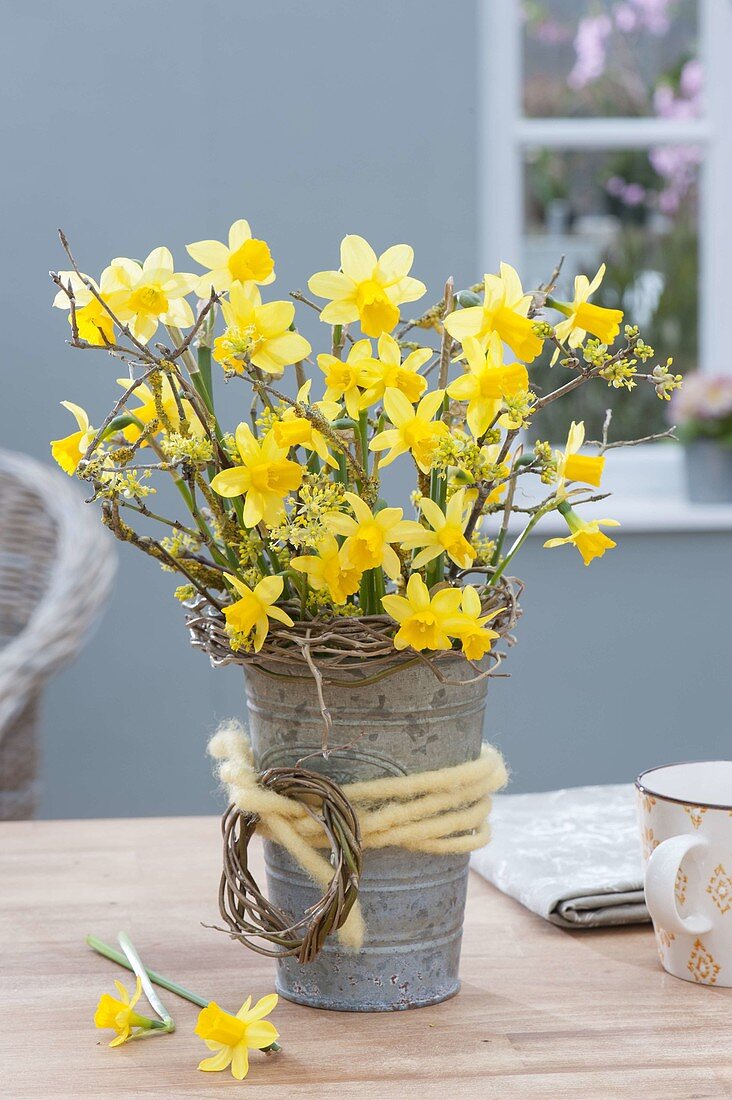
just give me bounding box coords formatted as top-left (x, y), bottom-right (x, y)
top-left (50, 224), bottom-right (681, 667)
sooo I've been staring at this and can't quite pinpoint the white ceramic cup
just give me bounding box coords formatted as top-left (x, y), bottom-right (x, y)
top-left (636, 761), bottom-right (732, 986)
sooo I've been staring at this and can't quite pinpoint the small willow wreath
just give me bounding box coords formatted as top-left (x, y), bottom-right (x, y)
top-left (214, 766), bottom-right (363, 963)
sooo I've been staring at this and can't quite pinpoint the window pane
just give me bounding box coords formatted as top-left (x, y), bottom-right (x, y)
top-left (523, 146), bottom-right (699, 442)
top-left (523, 0), bottom-right (700, 119)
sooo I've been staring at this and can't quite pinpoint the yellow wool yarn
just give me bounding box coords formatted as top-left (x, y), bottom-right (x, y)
top-left (208, 722), bottom-right (507, 950)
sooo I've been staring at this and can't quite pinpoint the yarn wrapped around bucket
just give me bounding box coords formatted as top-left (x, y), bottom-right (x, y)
top-left (209, 722), bottom-right (507, 953)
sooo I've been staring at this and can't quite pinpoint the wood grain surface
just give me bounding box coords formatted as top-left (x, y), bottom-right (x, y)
top-left (1, 816), bottom-right (730, 1099)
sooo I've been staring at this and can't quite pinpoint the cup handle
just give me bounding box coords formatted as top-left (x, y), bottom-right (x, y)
top-left (645, 833), bottom-right (712, 935)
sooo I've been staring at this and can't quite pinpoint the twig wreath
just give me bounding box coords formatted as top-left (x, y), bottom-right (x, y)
top-left (215, 771), bottom-right (362, 963)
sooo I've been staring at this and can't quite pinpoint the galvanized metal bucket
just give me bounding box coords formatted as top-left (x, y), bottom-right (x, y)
top-left (244, 656), bottom-right (489, 1012)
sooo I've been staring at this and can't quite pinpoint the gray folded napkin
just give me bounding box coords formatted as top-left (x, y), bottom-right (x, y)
top-left (470, 782), bottom-right (650, 929)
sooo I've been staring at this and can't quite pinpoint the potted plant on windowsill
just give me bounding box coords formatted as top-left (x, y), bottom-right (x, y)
top-left (670, 373), bottom-right (732, 503)
top-left (49, 225), bottom-right (680, 1012)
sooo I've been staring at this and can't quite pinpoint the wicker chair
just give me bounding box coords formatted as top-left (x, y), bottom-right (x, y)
top-left (0, 448), bottom-right (116, 819)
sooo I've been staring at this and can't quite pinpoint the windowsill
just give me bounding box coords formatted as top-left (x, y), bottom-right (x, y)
top-left (507, 444), bottom-right (732, 536)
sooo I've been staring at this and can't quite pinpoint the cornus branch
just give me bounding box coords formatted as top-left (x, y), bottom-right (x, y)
top-left (290, 290), bottom-right (322, 314)
top-left (58, 229), bottom-right (155, 361)
top-left (529, 254), bottom-right (565, 316)
top-left (81, 366), bottom-right (160, 462)
top-left (587, 426), bottom-right (678, 452)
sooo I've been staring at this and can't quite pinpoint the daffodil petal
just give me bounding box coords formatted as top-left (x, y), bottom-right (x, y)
top-left (199, 1047), bottom-right (235, 1073)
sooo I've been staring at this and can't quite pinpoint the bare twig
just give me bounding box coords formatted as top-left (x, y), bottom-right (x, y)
top-left (437, 277), bottom-right (454, 395)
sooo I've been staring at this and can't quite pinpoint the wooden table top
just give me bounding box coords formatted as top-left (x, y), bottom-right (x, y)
top-left (2, 816), bottom-right (730, 1099)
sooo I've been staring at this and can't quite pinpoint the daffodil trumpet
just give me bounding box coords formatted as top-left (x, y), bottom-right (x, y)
top-left (51, 225), bottom-right (678, 666)
top-left (87, 935), bottom-right (282, 1054)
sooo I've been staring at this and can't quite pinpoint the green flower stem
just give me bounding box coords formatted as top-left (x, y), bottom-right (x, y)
top-left (307, 450), bottom-right (321, 475)
top-left (359, 568), bottom-right (378, 616)
top-left (197, 345), bottom-right (214, 411)
top-left (425, 466), bottom-right (445, 588)
top-left (545, 295), bottom-right (571, 316)
top-left (118, 933), bottom-right (174, 1032)
top-left (332, 323), bottom-right (344, 359)
top-left (372, 566), bottom-right (386, 611)
top-left (88, 935), bottom-right (208, 1009)
top-left (334, 450), bottom-right (348, 488)
top-left (357, 410), bottom-right (370, 486)
top-left (86, 936), bottom-right (281, 1052)
top-left (487, 508), bottom-right (551, 588)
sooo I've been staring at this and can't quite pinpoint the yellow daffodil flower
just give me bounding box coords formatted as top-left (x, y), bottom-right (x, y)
top-left (544, 506), bottom-right (620, 566)
top-left (213, 282), bottom-right (311, 376)
top-left (317, 339), bottom-right (373, 419)
top-left (106, 248), bottom-right (198, 343)
top-left (222, 575), bottom-right (293, 651)
top-left (50, 401), bottom-right (95, 475)
top-left (308, 234), bottom-right (426, 337)
top-left (370, 389), bottom-right (449, 473)
top-left (52, 266), bottom-right (129, 346)
top-left (401, 489), bottom-right (476, 570)
top-left (290, 533), bottom-right (362, 604)
top-left (358, 332), bottom-right (430, 408)
top-left (94, 977), bottom-right (155, 1047)
top-left (552, 264), bottom-right (624, 357)
top-left (446, 334), bottom-right (529, 438)
top-left (444, 263), bottom-right (543, 363)
top-left (554, 421), bottom-right (605, 497)
top-left (443, 586), bottom-right (502, 661)
top-left (186, 219), bottom-right (276, 298)
top-left (116, 376), bottom-right (204, 445)
top-left (272, 381), bottom-right (339, 468)
top-left (210, 424), bottom-right (303, 527)
top-left (324, 492), bottom-right (422, 580)
top-left (196, 995), bottom-right (280, 1080)
top-left (381, 573), bottom-right (463, 652)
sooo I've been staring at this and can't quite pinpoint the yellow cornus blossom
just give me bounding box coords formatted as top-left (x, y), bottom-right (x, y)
top-left (52, 266), bottom-right (129, 346)
top-left (272, 381), bottom-right (339, 468)
top-left (443, 586), bottom-right (502, 661)
top-left (317, 339), bottom-right (372, 419)
top-left (50, 401), bottom-right (95, 475)
top-left (116, 376), bottom-right (204, 445)
top-left (94, 977), bottom-right (157, 1047)
top-left (401, 489), bottom-right (476, 570)
top-left (213, 282), bottom-right (311, 376)
top-left (196, 995), bottom-right (280, 1080)
top-left (358, 332), bottom-right (430, 408)
top-left (211, 424), bottom-right (302, 527)
top-left (291, 533), bottom-right (362, 605)
top-left (370, 389), bottom-right (449, 473)
top-left (381, 573), bottom-right (463, 652)
top-left (324, 492), bottom-right (422, 580)
top-left (444, 263), bottom-right (543, 363)
top-left (106, 248), bottom-right (197, 343)
top-left (544, 505), bottom-right (620, 566)
top-left (308, 234), bottom-right (426, 337)
top-left (551, 264), bottom-right (624, 359)
top-left (554, 421), bottom-right (605, 498)
top-left (447, 334), bottom-right (529, 438)
top-left (222, 574), bottom-right (293, 651)
top-left (186, 218), bottom-right (276, 298)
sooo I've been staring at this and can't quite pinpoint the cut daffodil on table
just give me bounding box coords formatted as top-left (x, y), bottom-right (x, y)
top-left (196, 995), bottom-right (280, 1081)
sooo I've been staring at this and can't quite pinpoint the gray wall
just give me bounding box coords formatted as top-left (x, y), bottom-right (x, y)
top-left (1, 2), bottom-right (730, 818)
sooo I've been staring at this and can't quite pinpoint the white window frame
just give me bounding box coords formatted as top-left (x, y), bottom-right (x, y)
top-left (478, 0), bottom-right (732, 377)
